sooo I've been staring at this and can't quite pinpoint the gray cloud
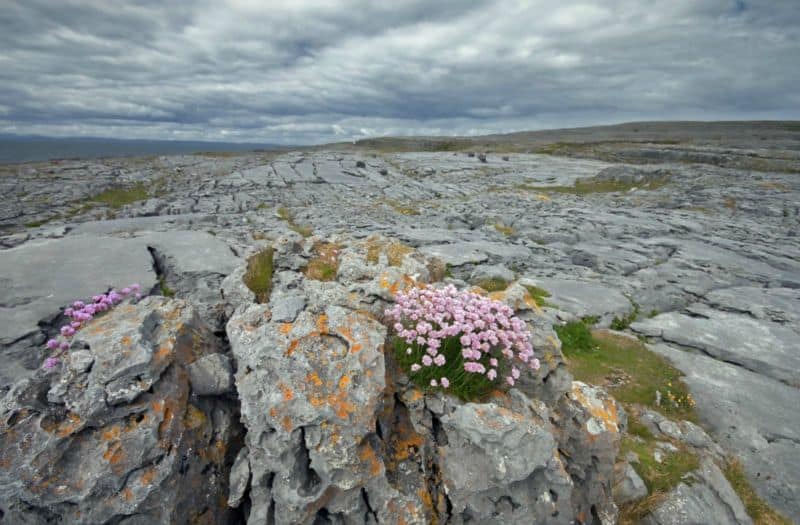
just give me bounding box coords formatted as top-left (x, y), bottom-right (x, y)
top-left (1, 0), bottom-right (798, 144)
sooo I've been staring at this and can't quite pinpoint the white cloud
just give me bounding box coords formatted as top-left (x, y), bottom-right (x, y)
top-left (0, 0), bottom-right (798, 144)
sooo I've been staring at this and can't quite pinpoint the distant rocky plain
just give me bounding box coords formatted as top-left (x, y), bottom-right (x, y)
top-left (0, 121), bottom-right (798, 524)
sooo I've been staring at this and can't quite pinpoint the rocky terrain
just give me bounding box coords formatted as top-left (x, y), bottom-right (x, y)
top-left (1, 121), bottom-right (798, 524)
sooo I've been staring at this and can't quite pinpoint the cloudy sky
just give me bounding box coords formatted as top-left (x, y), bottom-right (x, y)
top-left (1, 0), bottom-right (798, 145)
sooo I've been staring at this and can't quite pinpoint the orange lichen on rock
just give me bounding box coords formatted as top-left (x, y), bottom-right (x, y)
top-left (306, 372), bottom-right (323, 387)
top-left (358, 442), bottom-right (383, 477)
top-left (338, 375), bottom-right (350, 389)
top-left (279, 322), bottom-right (293, 335)
top-left (316, 314), bottom-right (329, 334)
top-left (56, 412), bottom-right (82, 438)
top-left (280, 383), bottom-right (294, 401)
top-left (282, 415), bottom-right (293, 432)
top-left (570, 383), bottom-right (620, 436)
top-left (286, 339), bottom-right (299, 356)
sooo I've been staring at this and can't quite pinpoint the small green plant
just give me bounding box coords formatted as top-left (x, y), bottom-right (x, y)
top-left (611, 303), bottom-right (640, 330)
top-left (243, 247), bottom-right (274, 303)
top-left (158, 276), bottom-right (175, 297)
top-left (304, 242), bottom-right (340, 281)
top-left (648, 309), bottom-right (659, 318)
top-left (522, 284), bottom-right (552, 307)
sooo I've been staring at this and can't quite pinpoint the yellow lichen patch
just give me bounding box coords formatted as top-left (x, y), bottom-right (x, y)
top-left (407, 389), bottom-right (424, 402)
top-left (570, 383), bottom-right (620, 436)
top-left (535, 193), bottom-right (551, 201)
top-left (358, 441), bottom-right (383, 477)
top-left (279, 322), bottom-right (293, 335)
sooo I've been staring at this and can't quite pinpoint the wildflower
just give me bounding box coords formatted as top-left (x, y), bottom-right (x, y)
top-left (430, 379), bottom-right (438, 387)
top-left (406, 347), bottom-right (413, 355)
top-left (422, 355), bottom-right (433, 366)
top-left (410, 364), bottom-right (421, 372)
top-left (43, 357), bottom-right (60, 370)
top-left (46, 339), bottom-right (59, 350)
top-left (487, 369), bottom-right (497, 381)
top-left (433, 354), bottom-right (446, 366)
top-left (440, 377), bottom-right (450, 388)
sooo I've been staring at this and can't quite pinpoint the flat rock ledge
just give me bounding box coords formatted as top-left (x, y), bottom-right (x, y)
top-left (225, 236), bottom-right (624, 524)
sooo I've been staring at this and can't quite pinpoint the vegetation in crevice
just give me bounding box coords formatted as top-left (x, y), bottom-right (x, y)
top-left (304, 241), bottom-right (340, 281)
top-left (243, 246), bottom-right (275, 303)
top-left (277, 206), bottom-right (313, 237)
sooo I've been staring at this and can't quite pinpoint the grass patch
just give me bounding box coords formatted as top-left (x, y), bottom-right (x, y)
top-left (24, 217), bottom-right (56, 228)
top-left (304, 241), bottom-right (340, 281)
top-left (159, 276), bottom-right (175, 298)
top-left (540, 175), bottom-right (670, 195)
top-left (243, 247), bottom-right (274, 303)
top-left (90, 183), bottom-right (149, 209)
top-left (723, 460), bottom-right (792, 525)
top-left (494, 223), bottom-right (514, 236)
top-left (473, 278), bottom-right (510, 293)
top-left (522, 284), bottom-right (552, 308)
top-left (555, 323), bottom-right (696, 421)
top-left (277, 206), bottom-right (313, 237)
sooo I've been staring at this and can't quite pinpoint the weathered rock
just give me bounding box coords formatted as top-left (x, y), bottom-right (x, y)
top-left (642, 457), bottom-right (753, 525)
top-left (470, 262), bottom-right (516, 283)
top-left (187, 353), bottom-right (234, 395)
top-left (0, 297), bottom-right (242, 524)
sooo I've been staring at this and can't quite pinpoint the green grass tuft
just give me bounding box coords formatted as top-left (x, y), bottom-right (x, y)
top-left (243, 247), bottom-right (275, 303)
top-left (539, 175), bottom-right (671, 195)
top-left (277, 206), bottom-right (313, 237)
top-left (522, 284), bottom-right (552, 307)
top-left (91, 183), bottom-right (149, 209)
top-left (159, 276), bottom-right (175, 297)
top-left (611, 303), bottom-right (640, 330)
top-left (473, 278), bottom-right (510, 292)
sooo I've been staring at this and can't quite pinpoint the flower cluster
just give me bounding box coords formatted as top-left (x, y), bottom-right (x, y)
top-left (42, 284), bottom-right (142, 370)
top-left (385, 284), bottom-right (539, 399)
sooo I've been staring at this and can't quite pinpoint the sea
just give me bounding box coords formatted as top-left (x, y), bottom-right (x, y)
top-left (0, 135), bottom-right (283, 164)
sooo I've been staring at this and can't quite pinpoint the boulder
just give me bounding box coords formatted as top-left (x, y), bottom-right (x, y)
top-left (0, 297), bottom-right (242, 524)
top-left (225, 238), bottom-right (623, 524)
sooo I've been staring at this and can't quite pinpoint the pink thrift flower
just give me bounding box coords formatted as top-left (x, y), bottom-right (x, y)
top-left (410, 364), bottom-right (421, 372)
top-left (433, 354), bottom-right (446, 366)
top-left (430, 379), bottom-right (438, 387)
top-left (440, 377), bottom-right (450, 388)
top-left (490, 358), bottom-right (498, 367)
top-left (511, 367), bottom-right (521, 380)
top-left (46, 339), bottom-right (59, 350)
top-left (506, 376), bottom-right (515, 386)
top-left (121, 287), bottom-right (132, 295)
top-left (60, 326), bottom-right (75, 337)
top-left (487, 369), bottom-right (497, 381)
top-left (43, 357), bottom-right (60, 370)
top-left (130, 283), bottom-right (141, 291)
top-left (422, 355), bottom-right (433, 367)
top-left (59, 341), bottom-right (70, 351)
top-left (64, 307), bottom-right (74, 317)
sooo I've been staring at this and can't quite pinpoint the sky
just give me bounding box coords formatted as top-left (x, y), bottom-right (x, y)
top-left (1, 0), bottom-right (798, 145)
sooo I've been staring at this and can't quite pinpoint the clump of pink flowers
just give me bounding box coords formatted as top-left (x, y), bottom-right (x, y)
top-left (385, 284), bottom-right (540, 399)
top-left (42, 284), bottom-right (142, 370)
